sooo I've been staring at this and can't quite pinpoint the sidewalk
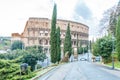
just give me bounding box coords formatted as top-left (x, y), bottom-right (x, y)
top-left (31, 66), bottom-right (57, 80)
top-left (94, 62), bottom-right (120, 70)
top-left (31, 63), bottom-right (65, 80)
top-left (93, 62), bottom-right (120, 78)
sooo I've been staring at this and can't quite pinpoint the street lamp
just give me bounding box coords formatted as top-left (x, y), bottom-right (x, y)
top-left (112, 33), bottom-right (115, 69)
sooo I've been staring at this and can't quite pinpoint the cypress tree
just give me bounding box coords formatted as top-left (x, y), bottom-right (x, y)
top-left (50, 4), bottom-right (57, 63)
top-left (77, 34), bottom-right (79, 54)
top-left (116, 16), bottom-right (120, 61)
top-left (56, 27), bottom-right (61, 63)
top-left (64, 23), bottom-right (72, 57)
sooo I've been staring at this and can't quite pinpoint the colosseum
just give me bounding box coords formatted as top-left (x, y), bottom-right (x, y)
top-left (11, 17), bottom-right (89, 55)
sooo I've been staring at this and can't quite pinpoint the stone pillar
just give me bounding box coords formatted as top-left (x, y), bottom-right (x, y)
top-left (61, 48), bottom-right (64, 59)
top-left (74, 47), bottom-right (78, 61)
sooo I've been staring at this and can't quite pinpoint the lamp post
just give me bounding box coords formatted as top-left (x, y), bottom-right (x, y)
top-left (112, 33), bottom-right (115, 69)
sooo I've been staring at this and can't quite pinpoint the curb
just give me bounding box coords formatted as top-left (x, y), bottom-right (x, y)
top-left (31, 63), bottom-right (65, 80)
top-left (94, 62), bottom-right (120, 71)
top-left (31, 66), bottom-right (57, 80)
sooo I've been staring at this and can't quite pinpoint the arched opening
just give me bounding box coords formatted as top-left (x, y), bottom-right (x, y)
top-left (39, 39), bottom-right (43, 45)
top-left (45, 39), bottom-right (48, 45)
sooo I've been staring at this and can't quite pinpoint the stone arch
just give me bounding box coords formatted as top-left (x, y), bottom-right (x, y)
top-left (39, 39), bottom-right (43, 45)
top-left (44, 39), bottom-right (48, 45)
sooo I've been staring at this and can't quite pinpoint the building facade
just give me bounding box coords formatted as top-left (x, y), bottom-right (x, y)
top-left (12, 17), bottom-right (89, 54)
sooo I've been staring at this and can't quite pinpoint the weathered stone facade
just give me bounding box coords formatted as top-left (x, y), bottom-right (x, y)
top-left (12, 17), bottom-right (89, 54)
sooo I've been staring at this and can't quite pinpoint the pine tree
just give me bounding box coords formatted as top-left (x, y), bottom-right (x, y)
top-left (50, 4), bottom-right (57, 63)
top-left (116, 16), bottom-right (120, 61)
top-left (56, 27), bottom-right (61, 63)
top-left (63, 23), bottom-right (72, 57)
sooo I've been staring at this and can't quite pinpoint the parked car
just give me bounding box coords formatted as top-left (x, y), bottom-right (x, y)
top-left (95, 56), bottom-right (101, 62)
top-left (80, 58), bottom-right (87, 61)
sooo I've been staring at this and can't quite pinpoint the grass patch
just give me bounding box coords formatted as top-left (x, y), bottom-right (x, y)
top-left (106, 61), bottom-right (120, 68)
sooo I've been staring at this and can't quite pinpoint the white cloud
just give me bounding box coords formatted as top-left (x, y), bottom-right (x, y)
top-left (54, 0), bottom-right (78, 20)
top-left (0, 0), bottom-right (53, 36)
top-left (84, 0), bottom-right (118, 19)
top-left (73, 0), bottom-right (119, 38)
top-left (0, 0), bottom-right (119, 37)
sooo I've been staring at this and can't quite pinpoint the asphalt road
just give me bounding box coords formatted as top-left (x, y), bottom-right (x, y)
top-left (38, 61), bottom-right (120, 80)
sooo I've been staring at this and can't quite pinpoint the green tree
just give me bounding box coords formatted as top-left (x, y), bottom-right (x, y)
top-left (77, 34), bottom-right (79, 54)
top-left (84, 46), bottom-right (88, 53)
top-left (99, 1), bottom-right (120, 36)
top-left (11, 40), bottom-right (24, 50)
top-left (116, 16), bottom-right (120, 61)
top-left (56, 27), bottom-right (61, 63)
top-left (78, 47), bottom-right (83, 54)
top-left (64, 23), bottom-right (72, 57)
top-left (89, 40), bottom-right (92, 52)
top-left (92, 41), bottom-right (100, 56)
top-left (78, 40), bottom-right (83, 54)
top-left (26, 45), bottom-right (43, 53)
top-left (92, 36), bottom-right (113, 63)
top-left (50, 4), bottom-right (57, 63)
top-left (26, 46), bottom-right (46, 61)
top-left (0, 58), bottom-right (35, 80)
top-left (22, 54), bottom-right (36, 71)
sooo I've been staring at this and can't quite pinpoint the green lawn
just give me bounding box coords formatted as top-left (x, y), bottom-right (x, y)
top-left (107, 61), bottom-right (120, 69)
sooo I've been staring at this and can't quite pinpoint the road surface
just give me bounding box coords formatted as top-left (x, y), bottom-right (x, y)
top-left (38, 61), bottom-right (120, 80)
